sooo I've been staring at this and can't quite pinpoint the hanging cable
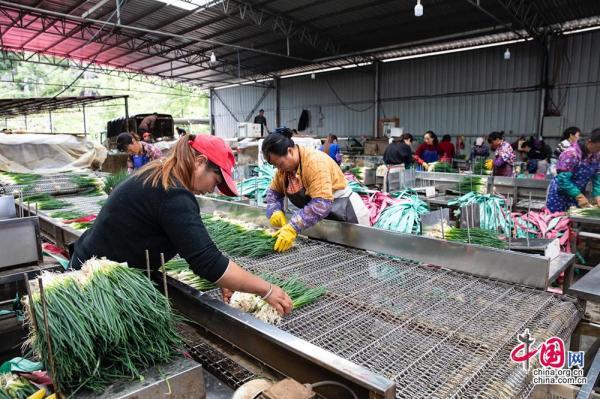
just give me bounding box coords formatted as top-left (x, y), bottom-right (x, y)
top-left (325, 78), bottom-right (373, 113)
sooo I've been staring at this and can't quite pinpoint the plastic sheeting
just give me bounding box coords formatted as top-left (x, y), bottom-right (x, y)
top-left (0, 134), bottom-right (107, 173)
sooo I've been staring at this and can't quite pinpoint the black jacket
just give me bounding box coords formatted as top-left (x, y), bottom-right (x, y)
top-left (70, 174), bottom-right (229, 282)
top-left (383, 141), bottom-right (413, 166)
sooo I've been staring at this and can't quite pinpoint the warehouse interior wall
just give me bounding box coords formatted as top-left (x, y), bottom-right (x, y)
top-left (212, 30), bottom-right (600, 142)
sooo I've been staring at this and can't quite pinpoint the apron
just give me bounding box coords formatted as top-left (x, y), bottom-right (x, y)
top-left (285, 148), bottom-right (369, 225)
top-left (547, 160), bottom-right (598, 212)
top-left (422, 149), bottom-right (439, 163)
top-left (132, 153), bottom-right (150, 170)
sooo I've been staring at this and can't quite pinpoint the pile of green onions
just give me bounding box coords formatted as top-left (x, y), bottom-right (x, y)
top-left (49, 210), bottom-right (86, 220)
top-left (69, 175), bottom-right (104, 196)
top-left (230, 275), bottom-right (326, 324)
top-left (568, 207), bottom-right (600, 218)
top-left (431, 162), bottom-right (457, 173)
top-left (24, 259), bottom-right (181, 394)
top-left (0, 172), bottom-right (41, 186)
top-left (203, 215), bottom-right (276, 257)
top-left (262, 274), bottom-right (326, 309)
top-left (0, 374), bottom-right (38, 399)
top-left (23, 193), bottom-right (72, 210)
top-left (471, 159), bottom-right (492, 175)
top-left (443, 227), bottom-right (507, 249)
top-left (455, 176), bottom-right (487, 194)
top-left (102, 170), bottom-right (128, 195)
top-left (161, 258), bottom-right (216, 291)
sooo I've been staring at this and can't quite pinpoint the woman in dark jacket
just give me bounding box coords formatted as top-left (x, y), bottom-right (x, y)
top-left (383, 133), bottom-right (414, 167)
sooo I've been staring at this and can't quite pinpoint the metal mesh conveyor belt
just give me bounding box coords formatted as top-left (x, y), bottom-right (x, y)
top-left (216, 239), bottom-right (582, 399)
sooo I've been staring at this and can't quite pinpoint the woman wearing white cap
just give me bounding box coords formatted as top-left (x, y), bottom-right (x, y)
top-left (470, 137), bottom-right (490, 161)
top-left (70, 134), bottom-right (292, 315)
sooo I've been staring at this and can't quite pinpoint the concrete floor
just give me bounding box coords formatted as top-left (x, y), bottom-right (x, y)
top-left (205, 370), bottom-right (234, 398)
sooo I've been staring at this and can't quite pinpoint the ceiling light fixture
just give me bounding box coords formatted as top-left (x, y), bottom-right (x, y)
top-left (209, 52), bottom-right (217, 64)
top-left (504, 48), bottom-right (511, 60)
top-left (414, 0), bottom-right (423, 17)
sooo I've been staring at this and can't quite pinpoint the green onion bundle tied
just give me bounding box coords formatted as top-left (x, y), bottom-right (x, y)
top-left (202, 215), bottom-right (276, 257)
top-left (23, 259), bottom-right (181, 394)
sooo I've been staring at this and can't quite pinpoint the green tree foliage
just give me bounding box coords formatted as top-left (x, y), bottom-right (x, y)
top-left (0, 57), bottom-right (208, 140)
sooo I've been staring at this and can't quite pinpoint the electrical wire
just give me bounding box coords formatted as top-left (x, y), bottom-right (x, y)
top-left (325, 78), bottom-right (373, 113)
top-left (309, 380), bottom-right (358, 399)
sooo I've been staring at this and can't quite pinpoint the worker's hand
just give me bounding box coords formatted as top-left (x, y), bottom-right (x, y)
top-left (422, 162), bottom-right (429, 171)
top-left (273, 224), bottom-right (297, 252)
top-left (484, 159), bottom-right (493, 170)
top-left (595, 196), bottom-right (600, 207)
top-left (576, 194), bottom-right (591, 208)
top-left (264, 284), bottom-right (293, 315)
top-left (269, 210), bottom-right (287, 229)
top-left (220, 287), bottom-right (233, 303)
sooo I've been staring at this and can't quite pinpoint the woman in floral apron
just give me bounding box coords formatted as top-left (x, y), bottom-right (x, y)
top-left (546, 129), bottom-right (600, 212)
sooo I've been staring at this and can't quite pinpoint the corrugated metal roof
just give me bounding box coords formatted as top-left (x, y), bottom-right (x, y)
top-left (0, 0), bottom-right (598, 89)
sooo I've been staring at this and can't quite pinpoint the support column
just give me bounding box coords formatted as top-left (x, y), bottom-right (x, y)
top-left (209, 88), bottom-right (215, 136)
top-left (124, 96), bottom-right (130, 131)
top-left (49, 111), bottom-right (53, 134)
top-left (374, 61), bottom-right (381, 138)
top-left (24, 115), bottom-right (27, 131)
top-left (275, 77), bottom-right (281, 128)
top-left (82, 104), bottom-right (87, 137)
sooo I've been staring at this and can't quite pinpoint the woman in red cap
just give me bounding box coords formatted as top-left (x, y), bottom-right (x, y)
top-left (70, 134), bottom-right (292, 315)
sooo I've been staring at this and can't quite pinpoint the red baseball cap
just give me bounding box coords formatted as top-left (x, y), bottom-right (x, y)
top-left (189, 135), bottom-right (238, 196)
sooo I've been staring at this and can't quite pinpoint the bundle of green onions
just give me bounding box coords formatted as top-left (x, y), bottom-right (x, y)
top-left (431, 162), bottom-right (457, 173)
top-left (449, 192), bottom-right (512, 236)
top-left (0, 374), bottom-right (38, 399)
top-left (102, 170), bottom-right (128, 195)
top-left (348, 167), bottom-right (363, 181)
top-left (161, 258), bottom-right (216, 291)
top-left (471, 159), bottom-right (492, 175)
top-left (203, 215), bottom-right (276, 257)
top-left (443, 227), bottom-right (507, 249)
top-left (69, 174), bottom-right (104, 196)
top-left (0, 172), bottom-right (41, 186)
top-left (374, 194), bottom-right (429, 235)
top-left (49, 210), bottom-right (86, 220)
top-left (455, 176), bottom-right (487, 194)
top-left (24, 258), bottom-right (181, 394)
top-left (229, 275), bottom-right (325, 324)
top-left (568, 206), bottom-right (600, 218)
top-left (23, 193), bottom-right (72, 210)
top-left (236, 164), bottom-right (275, 201)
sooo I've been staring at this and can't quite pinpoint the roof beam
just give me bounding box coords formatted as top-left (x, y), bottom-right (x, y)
top-left (493, 0), bottom-right (552, 38)
top-left (19, 0), bottom-right (89, 48)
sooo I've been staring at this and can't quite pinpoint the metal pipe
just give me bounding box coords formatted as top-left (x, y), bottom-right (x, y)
top-left (373, 61), bottom-right (380, 138)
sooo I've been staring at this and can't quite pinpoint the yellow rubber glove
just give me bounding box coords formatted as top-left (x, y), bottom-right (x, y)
top-left (484, 159), bottom-right (493, 170)
top-left (273, 224), bottom-right (297, 252)
top-left (576, 193), bottom-right (591, 208)
top-left (269, 210), bottom-right (287, 229)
